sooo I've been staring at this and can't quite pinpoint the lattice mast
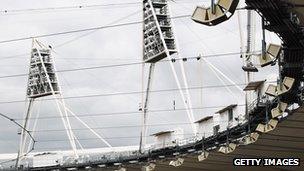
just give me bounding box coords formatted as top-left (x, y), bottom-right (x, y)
top-left (143, 0), bottom-right (177, 63)
top-left (140, 0), bottom-right (196, 152)
top-left (16, 39), bottom-right (78, 167)
top-left (244, 11), bottom-right (256, 116)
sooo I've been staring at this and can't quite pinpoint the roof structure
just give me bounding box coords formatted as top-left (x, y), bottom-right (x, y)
top-left (195, 116), bottom-right (213, 123)
top-left (151, 131), bottom-right (174, 137)
top-left (150, 108), bottom-right (304, 171)
top-left (2, 1), bottom-right (304, 170)
top-left (216, 104), bottom-right (237, 114)
top-left (243, 80), bottom-right (266, 91)
top-left (283, 0), bottom-right (304, 26)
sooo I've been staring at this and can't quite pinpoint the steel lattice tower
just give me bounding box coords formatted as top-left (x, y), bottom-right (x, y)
top-left (16, 39), bottom-right (79, 167)
top-left (140, 0), bottom-right (196, 152)
top-left (143, 0), bottom-right (177, 63)
top-left (27, 46), bottom-right (60, 98)
top-left (16, 39), bottom-right (112, 168)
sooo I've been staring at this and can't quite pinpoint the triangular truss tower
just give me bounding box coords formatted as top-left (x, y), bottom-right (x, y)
top-left (140, 0), bottom-right (197, 152)
top-left (16, 39), bottom-right (111, 167)
top-left (143, 0), bottom-right (177, 63)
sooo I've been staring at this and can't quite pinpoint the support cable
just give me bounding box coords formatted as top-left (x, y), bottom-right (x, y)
top-left (206, 60), bottom-right (239, 101)
top-left (16, 98), bottom-right (34, 167)
top-left (9, 104), bottom-right (246, 121)
top-left (0, 112), bottom-right (36, 167)
top-left (54, 10), bottom-right (141, 49)
top-left (26, 99), bottom-right (43, 153)
top-left (0, 83), bottom-right (256, 105)
top-left (202, 57), bottom-right (244, 93)
top-left (172, 9), bottom-right (197, 134)
top-left (0, 51), bottom-right (261, 80)
top-left (0, 14), bottom-right (191, 44)
top-left (57, 101), bottom-right (113, 148)
top-left (31, 119), bottom-right (237, 133)
top-left (35, 39), bottom-right (78, 157)
top-left (0, 113), bottom-right (35, 144)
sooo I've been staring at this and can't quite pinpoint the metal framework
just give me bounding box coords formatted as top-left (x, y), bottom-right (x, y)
top-left (140, 0), bottom-right (197, 152)
top-left (246, 0), bottom-right (304, 104)
top-left (2, 1), bottom-right (303, 170)
top-left (16, 40), bottom-right (78, 168)
top-left (16, 39), bottom-right (112, 168)
top-left (192, 0), bottom-right (239, 26)
top-left (143, 0), bottom-right (177, 63)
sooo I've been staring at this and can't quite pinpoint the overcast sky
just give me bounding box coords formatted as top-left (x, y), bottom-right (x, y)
top-left (0, 0), bottom-right (281, 154)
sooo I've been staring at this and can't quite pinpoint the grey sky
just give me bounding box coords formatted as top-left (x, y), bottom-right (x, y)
top-left (0, 0), bottom-right (281, 154)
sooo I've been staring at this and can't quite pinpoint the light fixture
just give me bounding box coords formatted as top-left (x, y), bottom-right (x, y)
top-left (242, 62), bottom-right (258, 72)
top-left (277, 77), bottom-right (295, 96)
top-left (114, 163), bottom-right (122, 166)
top-left (129, 160), bottom-right (139, 164)
top-left (97, 164), bottom-right (106, 168)
top-left (115, 167), bottom-right (127, 171)
top-left (169, 158), bottom-right (184, 167)
top-left (158, 155), bottom-right (165, 159)
top-left (187, 149), bottom-right (196, 153)
top-left (218, 143), bottom-right (237, 154)
top-left (266, 77), bottom-right (295, 97)
top-left (255, 119), bottom-right (278, 133)
top-left (142, 163), bottom-right (156, 171)
top-left (259, 44), bottom-right (282, 67)
top-left (242, 132), bottom-right (260, 145)
top-left (198, 151), bottom-right (209, 162)
top-left (84, 166), bottom-right (92, 170)
top-left (192, 0), bottom-right (239, 26)
top-left (271, 102), bottom-right (287, 118)
top-left (173, 152), bottom-right (180, 156)
top-left (265, 84), bottom-right (277, 96)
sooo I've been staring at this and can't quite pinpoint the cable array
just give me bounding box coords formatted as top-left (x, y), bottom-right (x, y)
top-left (0, 0), bottom-right (261, 160)
top-left (0, 51), bottom-right (261, 79)
top-left (0, 14), bottom-right (190, 44)
top-left (11, 104), bottom-right (245, 121)
top-left (0, 83), bottom-right (247, 105)
top-left (0, 0), bottom-right (208, 15)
